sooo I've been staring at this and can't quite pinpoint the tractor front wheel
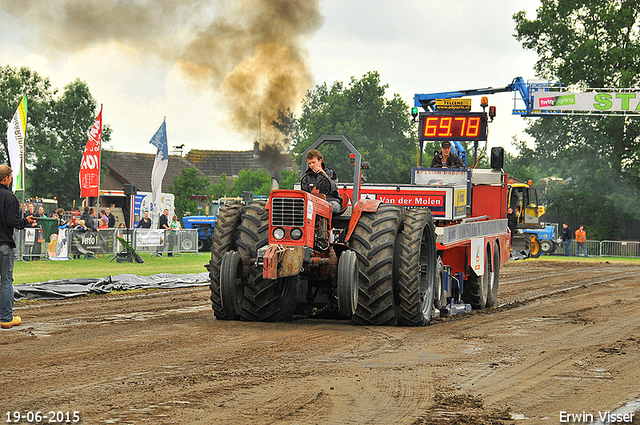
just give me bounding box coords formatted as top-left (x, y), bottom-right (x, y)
top-left (220, 251), bottom-right (244, 317)
top-left (337, 250), bottom-right (358, 318)
top-left (540, 239), bottom-right (554, 254)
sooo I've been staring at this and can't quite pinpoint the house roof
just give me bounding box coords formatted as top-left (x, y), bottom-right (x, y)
top-left (102, 151), bottom-right (201, 192)
top-left (185, 149), bottom-right (263, 177)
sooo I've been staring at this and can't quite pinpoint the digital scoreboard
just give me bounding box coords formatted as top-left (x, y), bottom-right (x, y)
top-left (418, 112), bottom-right (488, 142)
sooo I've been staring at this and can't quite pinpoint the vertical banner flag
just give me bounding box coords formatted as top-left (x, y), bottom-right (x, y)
top-left (79, 107), bottom-right (103, 198)
top-left (150, 119), bottom-right (168, 215)
top-left (7, 95), bottom-right (27, 192)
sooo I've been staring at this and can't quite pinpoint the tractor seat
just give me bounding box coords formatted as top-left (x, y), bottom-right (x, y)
top-left (334, 192), bottom-right (351, 216)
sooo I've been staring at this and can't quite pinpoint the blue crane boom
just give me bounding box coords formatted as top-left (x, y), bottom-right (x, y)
top-left (414, 77), bottom-right (533, 114)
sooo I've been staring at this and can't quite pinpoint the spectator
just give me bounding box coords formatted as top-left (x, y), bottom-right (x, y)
top-left (25, 203), bottom-right (41, 260)
top-left (105, 207), bottom-right (116, 228)
top-left (55, 208), bottom-right (65, 227)
top-left (170, 215), bottom-right (180, 230)
top-left (575, 225), bottom-right (588, 257)
top-left (507, 207), bottom-right (517, 242)
top-left (91, 208), bottom-right (99, 230)
top-left (562, 223), bottom-right (572, 256)
top-left (37, 205), bottom-right (46, 218)
top-left (80, 207), bottom-right (94, 231)
top-left (98, 211), bottom-right (109, 229)
top-left (75, 219), bottom-right (89, 232)
top-left (158, 209), bottom-right (171, 257)
top-left (0, 165), bottom-right (36, 329)
top-left (136, 211), bottom-right (152, 228)
top-left (27, 202), bottom-right (37, 218)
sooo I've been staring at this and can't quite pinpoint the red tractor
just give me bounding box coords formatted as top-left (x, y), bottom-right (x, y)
top-left (207, 134), bottom-right (510, 326)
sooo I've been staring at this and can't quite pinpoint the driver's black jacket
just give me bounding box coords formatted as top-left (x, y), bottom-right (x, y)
top-left (430, 152), bottom-right (465, 168)
top-left (300, 163), bottom-right (342, 207)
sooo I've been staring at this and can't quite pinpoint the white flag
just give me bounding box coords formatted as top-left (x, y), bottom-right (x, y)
top-left (150, 120), bottom-right (168, 217)
top-left (7, 95), bottom-right (27, 192)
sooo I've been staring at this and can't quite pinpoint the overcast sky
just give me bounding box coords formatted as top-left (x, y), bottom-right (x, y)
top-left (0, 1), bottom-right (540, 156)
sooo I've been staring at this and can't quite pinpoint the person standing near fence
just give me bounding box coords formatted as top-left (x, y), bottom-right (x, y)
top-left (575, 225), bottom-right (588, 257)
top-left (105, 206), bottom-right (116, 228)
top-left (562, 223), bottom-right (572, 256)
top-left (0, 165), bottom-right (36, 329)
top-left (136, 211), bottom-right (152, 228)
top-left (158, 209), bottom-right (171, 257)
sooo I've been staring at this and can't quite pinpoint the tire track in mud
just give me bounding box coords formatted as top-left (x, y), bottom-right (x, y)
top-left (419, 263), bottom-right (640, 424)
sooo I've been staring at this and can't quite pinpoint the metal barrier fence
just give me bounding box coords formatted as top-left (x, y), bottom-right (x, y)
top-left (13, 228), bottom-right (199, 260)
top-left (555, 239), bottom-right (640, 258)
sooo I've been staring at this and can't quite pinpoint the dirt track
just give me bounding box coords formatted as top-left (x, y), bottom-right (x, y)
top-left (2, 259), bottom-right (640, 424)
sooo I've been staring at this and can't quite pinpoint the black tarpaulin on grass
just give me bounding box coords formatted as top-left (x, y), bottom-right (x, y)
top-left (13, 272), bottom-right (210, 301)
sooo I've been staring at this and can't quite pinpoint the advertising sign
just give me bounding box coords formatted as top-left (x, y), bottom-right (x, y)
top-left (533, 91), bottom-right (640, 113)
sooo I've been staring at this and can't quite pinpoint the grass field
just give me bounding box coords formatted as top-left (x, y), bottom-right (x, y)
top-left (13, 253), bottom-right (211, 285)
top-left (13, 251), bottom-right (639, 286)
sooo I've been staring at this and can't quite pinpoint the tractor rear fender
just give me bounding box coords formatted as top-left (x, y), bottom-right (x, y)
top-left (344, 199), bottom-right (383, 242)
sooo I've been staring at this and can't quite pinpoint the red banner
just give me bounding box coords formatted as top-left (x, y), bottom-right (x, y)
top-left (79, 108), bottom-right (103, 198)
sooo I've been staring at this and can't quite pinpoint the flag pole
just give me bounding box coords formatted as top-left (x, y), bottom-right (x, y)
top-left (97, 104), bottom-right (103, 198)
top-left (21, 93), bottom-right (27, 218)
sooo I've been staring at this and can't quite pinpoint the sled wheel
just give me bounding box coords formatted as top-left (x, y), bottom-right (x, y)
top-left (486, 242), bottom-right (500, 308)
top-left (337, 250), bottom-right (358, 317)
top-left (463, 244), bottom-right (491, 310)
top-left (433, 257), bottom-right (447, 310)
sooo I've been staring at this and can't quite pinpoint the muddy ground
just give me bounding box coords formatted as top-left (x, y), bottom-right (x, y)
top-left (2, 259), bottom-right (640, 424)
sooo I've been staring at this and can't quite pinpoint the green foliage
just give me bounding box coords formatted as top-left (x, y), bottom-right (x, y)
top-left (513, 1), bottom-right (640, 239)
top-left (229, 169), bottom-right (271, 197)
top-left (211, 173), bottom-right (230, 200)
top-left (293, 71), bottom-right (416, 185)
top-left (514, 1), bottom-right (640, 88)
top-left (0, 65), bottom-right (111, 209)
top-left (168, 167), bottom-right (213, 218)
top-left (279, 169), bottom-right (299, 189)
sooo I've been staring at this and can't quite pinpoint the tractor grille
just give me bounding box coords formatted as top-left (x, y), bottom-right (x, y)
top-left (271, 198), bottom-right (305, 227)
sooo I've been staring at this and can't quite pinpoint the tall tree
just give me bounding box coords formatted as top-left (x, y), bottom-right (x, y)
top-left (0, 65), bottom-right (110, 209)
top-left (513, 1), bottom-right (640, 239)
top-left (168, 167), bottom-right (213, 218)
top-left (293, 71), bottom-right (416, 185)
top-left (229, 169), bottom-right (271, 197)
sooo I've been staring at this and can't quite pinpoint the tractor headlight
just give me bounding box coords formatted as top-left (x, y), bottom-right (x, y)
top-left (290, 228), bottom-right (303, 240)
top-left (273, 227), bottom-right (285, 240)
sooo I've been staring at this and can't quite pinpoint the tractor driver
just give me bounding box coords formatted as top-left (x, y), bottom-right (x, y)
top-left (430, 141), bottom-right (465, 169)
top-left (301, 149), bottom-right (342, 213)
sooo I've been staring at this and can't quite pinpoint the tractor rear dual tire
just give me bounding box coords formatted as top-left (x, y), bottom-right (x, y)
top-left (349, 204), bottom-right (404, 326)
top-left (209, 202), bottom-right (244, 320)
top-left (395, 208), bottom-right (437, 326)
